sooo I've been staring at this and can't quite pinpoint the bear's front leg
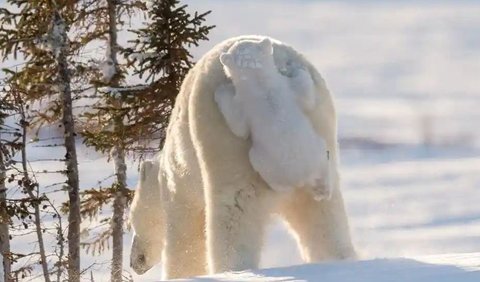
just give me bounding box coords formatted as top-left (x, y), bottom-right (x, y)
top-left (205, 173), bottom-right (271, 274)
top-left (162, 192), bottom-right (207, 279)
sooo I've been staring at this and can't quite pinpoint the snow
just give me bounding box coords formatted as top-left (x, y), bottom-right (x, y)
top-left (216, 39), bottom-right (330, 197)
top-left (173, 253), bottom-right (480, 282)
top-left (129, 52), bottom-right (159, 62)
top-left (49, 17), bottom-right (66, 58)
top-left (145, 0), bottom-right (155, 11)
top-left (100, 46), bottom-right (116, 83)
top-left (98, 85), bottom-right (148, 97)
top-left (35, 14), bottom-right (67, 58)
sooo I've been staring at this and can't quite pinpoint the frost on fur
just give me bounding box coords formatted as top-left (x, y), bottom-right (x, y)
top-left (216, 38), bottom-right (331, 199)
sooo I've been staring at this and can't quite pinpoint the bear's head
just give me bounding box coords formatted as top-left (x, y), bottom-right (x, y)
top-left (129, 160), bottom-right (163, 275)
top-left (220, 38), bottom-right (274, 78)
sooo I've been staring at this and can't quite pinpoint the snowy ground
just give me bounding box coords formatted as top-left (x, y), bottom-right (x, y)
top-left (174, 253), bottom-right (480, 282)
top-left (3, 0), bottom-right (480, 281)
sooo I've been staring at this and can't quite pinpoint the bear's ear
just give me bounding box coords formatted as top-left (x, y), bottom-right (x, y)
top-left (220, 53), bottom-right (233, 68)
top-left (259, 38), bottom-right (273, 55)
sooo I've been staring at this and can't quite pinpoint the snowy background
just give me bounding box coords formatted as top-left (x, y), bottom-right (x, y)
top-left (137, 0), bottom-right (480, 280)
top-left (2, 0), bottom-right (480, 281)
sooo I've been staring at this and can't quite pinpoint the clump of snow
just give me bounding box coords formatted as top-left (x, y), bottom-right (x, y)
top-left (129, 52), bottom-right (161, 62)
top-left (100, 46), bottom-right (116, 83)
top-left (215, 38), bottom-right (331, 199)
top-left (98, 85), bottom-right (148, 99)
top-left (145, 0), bottom-right (155, 10)
top-left (49, 17), bottom-right (66, 56)
top-left (61, 184), bottom-right (73, 192)
top-left (36, 14), bottom-right (67, 58)
top-left (102, 86), bottom-right (120, 97)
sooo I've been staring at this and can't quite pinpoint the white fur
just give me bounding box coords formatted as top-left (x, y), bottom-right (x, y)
top-left (129, 159), bottom-right (164, 275)
top-left (129, 35), bottom-right (356, 280)
top-left (215, 38), bottom-right (331, 199)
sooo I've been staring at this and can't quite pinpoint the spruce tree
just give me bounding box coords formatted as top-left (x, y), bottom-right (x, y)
top-left (74, 1), bottom-right (145, 280)
top-left (1, 0), bottom-right (215, 280)
top-left (0, 80), bottom-right (61, 281)
top-left (0, 88), bottom-right (13, 282)
top-left (125, 0), bottom-right (214, 150)
top-left (0, 1), bottom-right (81, 280)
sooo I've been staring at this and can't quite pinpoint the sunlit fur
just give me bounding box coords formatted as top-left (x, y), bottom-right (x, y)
top-left (130, 35), bottom-right (356, 280)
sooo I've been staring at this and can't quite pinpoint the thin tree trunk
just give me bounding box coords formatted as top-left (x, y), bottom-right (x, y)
top-left (110, 145), bottom-right (127, 282)
top-left (106, 1), bottom-right (127, 281)
top-left (19, 106), bottom-right (51, 282)
top-left (47, 198), bottom-right (65, 282)
top-left (52, 11), bottom-right (81, 282)
top-left (0, 145), bottom-right (12, 282)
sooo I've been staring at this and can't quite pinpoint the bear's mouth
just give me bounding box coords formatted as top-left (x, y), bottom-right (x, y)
top-left (235, 53), bottom-right (262, 69)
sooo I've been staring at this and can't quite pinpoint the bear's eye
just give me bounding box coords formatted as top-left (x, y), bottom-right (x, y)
top-left (138, 254), bottom-right (146, 264)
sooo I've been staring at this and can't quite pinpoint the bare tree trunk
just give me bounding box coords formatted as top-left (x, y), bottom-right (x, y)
top-left (52, 12), bottom-right (81, 282)
top-left (18, 106), bottom-right (51, 282)
top-left (47, 198), bottom-right (65, 282)
top-left (0, 145), bottom-right (12, 282)
top-left (111, 145), bottom-right (127, 282)
top-left (106, 1), bottom-right (127, 281)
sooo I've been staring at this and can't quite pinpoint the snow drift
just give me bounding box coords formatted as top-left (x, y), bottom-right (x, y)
top-left (172, 252), bottom-right (480, 282)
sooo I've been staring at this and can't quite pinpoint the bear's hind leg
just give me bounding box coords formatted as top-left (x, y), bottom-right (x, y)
top-left (206, 176), bottom-right (272, 274)
top-left (278, 188), bottom-right (356, 263)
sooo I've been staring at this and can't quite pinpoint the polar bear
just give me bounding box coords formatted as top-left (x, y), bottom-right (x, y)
top-left (129, 35), bottom-right (356, 280)
top-left (215, 38), bottom-right (332, 199)
top-left (129, 159), bottom-right (164, 275)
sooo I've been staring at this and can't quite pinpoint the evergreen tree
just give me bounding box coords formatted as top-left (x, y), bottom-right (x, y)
top-left (50, 11), bottom-right (82, 282)
top-left (0, 80), bottom-right (62, 282)
top-left (15, 86), bottom-right (51, 282)
top-left (1, 0), bottom-right (214, 280)
top-left (74, 1), bottom-right (145, 280)
top-left (124, 0), bottom-right (215, 150)
top-left (0, 87), bottom-right (14, 282)
top-left (0, 1), bottom-right (81, 280)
